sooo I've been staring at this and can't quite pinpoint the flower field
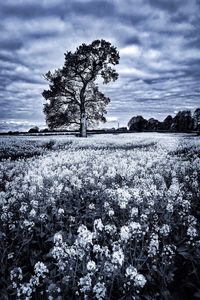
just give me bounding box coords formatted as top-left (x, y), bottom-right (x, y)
top-left (0, 133), bottom-right (200, 299)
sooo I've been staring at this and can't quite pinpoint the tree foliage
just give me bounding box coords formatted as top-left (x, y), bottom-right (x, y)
top-left (42, 39), bottom-right (120, 135)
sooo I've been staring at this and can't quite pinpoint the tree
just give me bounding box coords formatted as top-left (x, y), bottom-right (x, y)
top-left (193, 108), bottom-right (200, 132)
top-left (42, 39), bottom-right (120, 137)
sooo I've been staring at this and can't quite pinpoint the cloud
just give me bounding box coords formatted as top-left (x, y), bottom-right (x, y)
top-left (147, 0), bottom-right (182, 12)
top-left (0, 0), bottom-right (200, 130)
top-left (107, 116), bottom-right (118, 122)
top-left (0, 119), bottom-right (45, 132)
top-left (120, 45), bottom-right (141, 57)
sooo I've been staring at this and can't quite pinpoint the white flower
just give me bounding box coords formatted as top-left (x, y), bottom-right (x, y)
top-left (119, 201), bottom-right (127, 209)
top-left (53, 232), bottom-right (63, 245)
top-left (8, 252), bottom-right (14, 259)
top-left (140, 213), bottom-right (148, 222)
top-left (94, 219), bottom-right (104, 231)
top-left (187, 226), bottom-right (198, 238)
top-left (30, 200), bottom-right (39, 208)
top-left (69, 216), bottom-right (76, 223)
top-left (58, 208), bottom-right (64, 215)
top-left (129, 221), bottom-right (141, 234)
top-left (29, 275), bottom-right (39, 286)
top-left (130, 207), bottom-right (138, 217)
top-left (134, 274), bottom-right (147, 288)
top-left (160, 224), bottom-right (170, 236)
top-left (166, 202), bottom-right (174, 213)
top-left (93, 244), bottom-right (101, 253)
top-left (104, 202), bottom-right (110, 209)
top-left (120, 225), bottom-right (130, 241)
top-left (93, 282), bottom-right (106, 299)
top-left (187, 215), bottom-right (197, 226)
top-left (89, 203), bottom-right (95, 210)
top-left (87, 260), bottom-right (96, 272)
top-left (17, 282), bottom-right (33, 298)
top-left (79, 274), bottom-right (92, 293)
top-left (39, 213), bottom-right (47, 222)
top-left (117, 188), bottom-right (132, 209)
top-left (162, 244), bottom-right (176, 258)
top-left (19, 202), bottom-right (28, 214)
top-left (34, 262), bottom-right (49, 278)
top-left (102, 246), bottom-right (110, 257)
top-left (125, 265), bottom-right (137, 279)
top-left (112, 248), bottom-right (124, 266)
top-left (51, 246), bottom-right (65, 261)
top-left (29, 209), bottom-right (36, 218)
top-left (104, 262), bottom-right (115, 275)
top-left (148, 234), bottom-right (159, 257)
top-left (22, 220), bottom-right (35, 231)
top-left (10, 267), bottom-right (23, 281)
top-left (108, 209), bottom-right (114, 217)
top-left (105, 224), bottom-right (117, 234)
top-left (76, 225), bottom-right (93, 247)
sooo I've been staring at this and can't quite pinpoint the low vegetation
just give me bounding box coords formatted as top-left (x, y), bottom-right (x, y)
top-left (0, 133), bottom-right (200, 299)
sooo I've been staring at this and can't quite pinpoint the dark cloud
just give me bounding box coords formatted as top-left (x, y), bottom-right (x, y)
top-left (0, 38), bottom-right (23, 51)
top-left (72, 1), bottom-right (116, 18)
top-left (0, 2), bottom-right (63, 19)
top-left (124, 37), bottom-right (141, 46)
top-left (0, 52), bottom-right (21, 64)
top-left (1, 4), bottom-right (45, 18)
top-left (0, 0), bottom-right (200, 130)
top-left (170, 12), bottom-right (190, 23)
top-left (0, 1), bottom-right (115, 20)
top-left (147, 0), bottom-right (182, 12)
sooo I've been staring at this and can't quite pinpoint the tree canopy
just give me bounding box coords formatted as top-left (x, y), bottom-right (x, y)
top-left (42, 39), bottom-right (120, 136)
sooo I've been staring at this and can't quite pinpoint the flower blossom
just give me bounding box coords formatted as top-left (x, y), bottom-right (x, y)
top-left (93, 282), bottom-right (106, 299)
top-left (87, 260), bottom-right (96, 272)
top-left (120, 225), bottom-right (130, 241)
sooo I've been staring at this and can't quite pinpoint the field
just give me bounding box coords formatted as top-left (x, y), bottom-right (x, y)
top-left (0, 133), bottom-right (200, 300)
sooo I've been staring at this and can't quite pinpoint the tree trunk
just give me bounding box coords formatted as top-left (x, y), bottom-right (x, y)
top-left (80, 84), bottom-right (87, 137)
top-left (80, 112), bottom-right (87, 137)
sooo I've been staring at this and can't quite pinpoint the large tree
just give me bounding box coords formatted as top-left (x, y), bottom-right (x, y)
top-left (42, 39), bottom-right (120, 136)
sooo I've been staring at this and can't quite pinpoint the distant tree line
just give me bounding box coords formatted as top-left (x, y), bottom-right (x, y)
top-left (3, 109), bottom-right (200, 136)
top-left (128, 108), bottom-right (200, 133)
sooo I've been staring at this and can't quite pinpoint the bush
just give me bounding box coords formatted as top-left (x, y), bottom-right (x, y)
top-left (28, 127), bottom-right (39, 133)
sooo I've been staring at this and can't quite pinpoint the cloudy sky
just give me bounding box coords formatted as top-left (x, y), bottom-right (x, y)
top-left (0, 0), bottom-right (200, 131)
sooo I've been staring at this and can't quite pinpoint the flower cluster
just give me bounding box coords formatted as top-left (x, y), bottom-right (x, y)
top-left (1, 133), bottom-right (200, 299)
top-left (10, 262), bottom-right (49, 299)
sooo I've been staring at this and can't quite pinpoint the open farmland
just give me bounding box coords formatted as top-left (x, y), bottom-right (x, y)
top-left (0, 133), bottom-right (200, 299)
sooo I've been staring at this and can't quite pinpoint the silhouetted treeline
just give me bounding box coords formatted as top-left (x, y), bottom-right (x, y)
top-left (128, 108), bottom-right (200, 132)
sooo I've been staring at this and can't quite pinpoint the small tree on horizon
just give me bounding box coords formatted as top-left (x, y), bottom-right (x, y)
top-left (42, 39), bottom-right (120, 137)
